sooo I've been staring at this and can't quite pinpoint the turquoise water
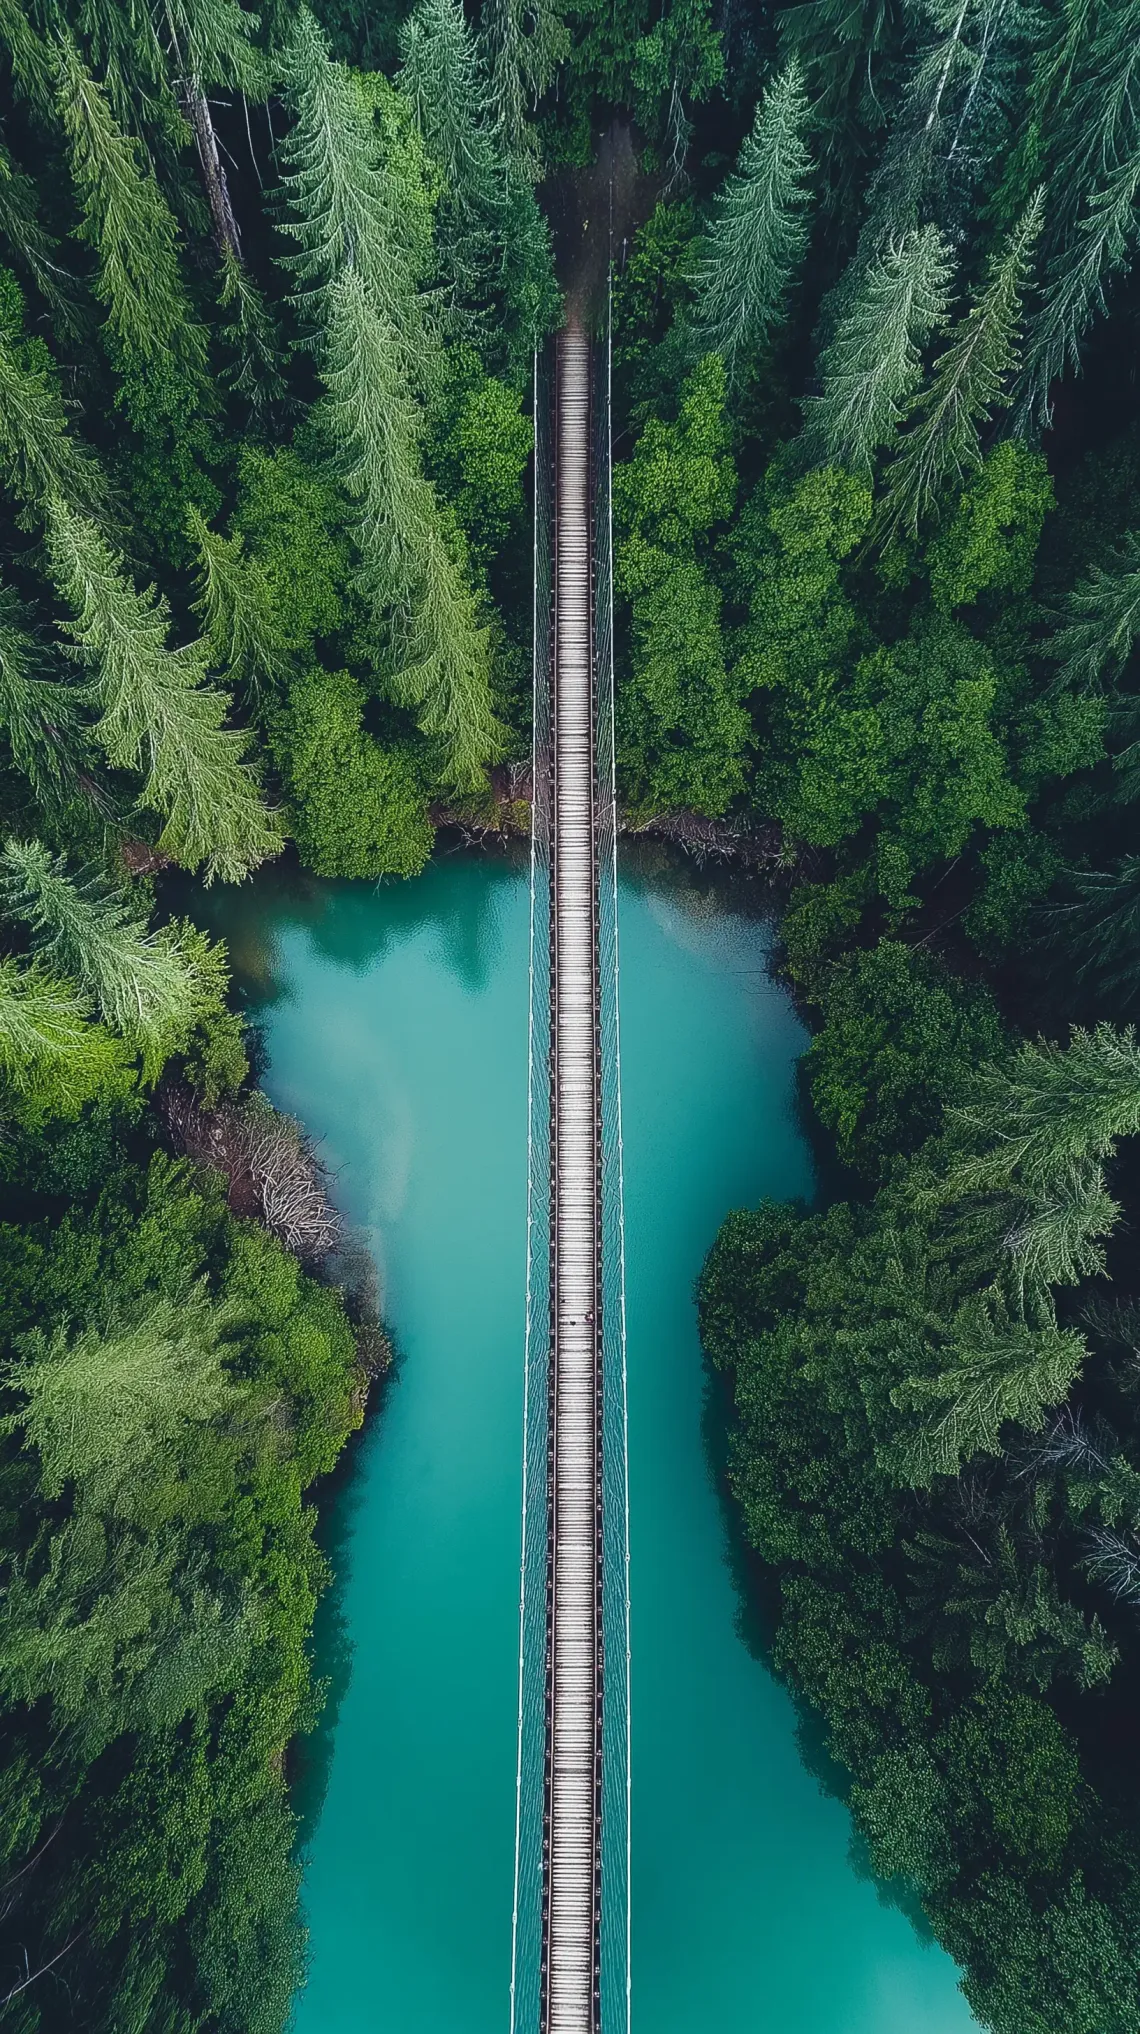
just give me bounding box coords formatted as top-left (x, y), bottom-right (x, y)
top-left (213, 853), bottom-right (975, 2033)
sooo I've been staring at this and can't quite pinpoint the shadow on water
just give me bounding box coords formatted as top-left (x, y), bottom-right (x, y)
top-left (173, 843), bottom-right (529, 1009)
top-left (288, 1336), bottom-right (406, 1853)
top-left (698, 1353), bottom-right (940, 1943)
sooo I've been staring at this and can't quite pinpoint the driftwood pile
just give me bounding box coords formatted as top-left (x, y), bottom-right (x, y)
top-left (159, 1086), bottom-right (341, 1264)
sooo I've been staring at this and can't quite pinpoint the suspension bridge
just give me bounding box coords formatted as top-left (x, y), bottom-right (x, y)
top-left (511, 307), bottom-right (630, 2034)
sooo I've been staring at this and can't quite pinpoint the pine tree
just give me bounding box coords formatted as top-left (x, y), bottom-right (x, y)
top-left (0, 0), bottom-right (59, 122)
top-left (277, 9), bottom-right (429, 350)
top-left (188, 505), bottom-right (293, 700)
top-left (1019, 158), bottom-right (1140, 427)
top-left (693, 60), bottom-right (813, 376)
top-left (1047, 532), bottom-right (1140, 689)
top-left (0, 143), bottom-right (86, 336)
top-left (801, 226), bottom-right (954, 477)
top-left (395, 511), bottom-right (505, 790)
top-left (46, 499), bottom-right (281, 884)
top-left (0, 591), bottom-right (88, 807)
top-left (877, 190), bottom-right (1042, 539)
top-left (0, 838), bottom-right (202, 1078)
top-left (0, 954), bottom-right (123, 1114)
top-left (400, 0), bottom-right (501, 225)
top-left (217, 247), bottom-right (288, 427)
top-left (55, 36), bottom-right (206, 384)
top-left (318, 266), bottom-right (429, 602)
top-left (480, 0), bottom-right (529, 159)
top-left (0, 326), bottom-right (109, 525)
top-left (1040, 859), bottom-right (1140, 1012)
top-left (942, 1021), bottom-right (1140, 1291)
top-left (160, 0), bottom-right (268, 260)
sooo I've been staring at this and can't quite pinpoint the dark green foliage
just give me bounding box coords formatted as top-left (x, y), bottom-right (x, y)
top-left (614, 355), bottom-right (746, 813)
top-left (275, 665), bottom-right (433, 878)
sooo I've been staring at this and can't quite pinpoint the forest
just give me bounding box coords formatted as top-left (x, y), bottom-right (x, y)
top-left (0, 0), bottom-right (1138, 2026)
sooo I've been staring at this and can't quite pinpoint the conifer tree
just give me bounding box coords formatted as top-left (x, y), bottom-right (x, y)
top-left (693, 60), bottom-right (813, 376)
top-left (480, 0), bottom-right (529, 158)
top-left (1047, 532), bottom-right (1140, 690)
top-left (46, 499), bottom-right (281, 884)
top-left (878, 190), bottom-right (1042, 539)
top-left (0, 955), bottom-right (124, 1114)
top-left (1041, 859), bottom-right (1140, 1012)
top-left (400, 0), bottom-right (501, 227)
top-left (0, 326), bottom-right (109, 525)
top-left (318, 266), bottom-right (429, 601)
top-left (801, 226), bottom-right (954, 478)
top-left (0, 145), bottom-right (85, 336)
top-left (188, 505), bottom-right (293, 700)
top-left (277, 9), bottom-right (429, 351)
top-left (54, 37), bottom-right (206, 384)
top-left (1019, 159), bottom-right (1140, 427)
top-left (0, 0), bottom-right (57, 121)
top-left (395, 511), bottom-right (505, 790)
top-left (0, 838), bottom-right (203, 1077)
top-left (161, 0), bottom-right (269, 260)
top-left (217, 247), bottom-right (288, 427)
top-left (0, 591), bottom-right (88, 807)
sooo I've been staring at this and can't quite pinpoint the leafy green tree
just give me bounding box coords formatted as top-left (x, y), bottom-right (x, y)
top-left (801, 227), bottom-right (953, 479)
top-left (47, 499), bottom-right (282, 883)
top-left (692, 60), bottom-right (813, 376)
top-left (804, 939), bottom-right (1005, 1178)
top-left (928, 441), bottom-right (1054, 612)
top-left (878, 191), bottom-right (1043, 540)
top-left (276, 663), bottom-right (433, 876)
top-left (188, 505), bottom-right (293, 701)
top-left (614, 355), bottom-right (746, 812)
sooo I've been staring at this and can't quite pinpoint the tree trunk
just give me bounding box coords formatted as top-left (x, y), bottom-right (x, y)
top-left (182, 73), bottom-right (243, 262)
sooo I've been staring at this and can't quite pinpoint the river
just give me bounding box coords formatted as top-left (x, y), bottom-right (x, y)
top-left (208, 849), bottom-right (976, 2034)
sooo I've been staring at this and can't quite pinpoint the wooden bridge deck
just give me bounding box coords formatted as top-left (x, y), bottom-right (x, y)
top-left (543, 320), bottom-right (601, 2034)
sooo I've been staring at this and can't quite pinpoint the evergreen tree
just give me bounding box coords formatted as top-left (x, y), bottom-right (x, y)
top-left (0, 590), bottom-right (88, 807)
top-left (777, 0), bottom-right (904, 209)
top-left (277, 9), bottom-right (431, 351)
top-left (0, 0), bottom-right (58, 122)
top-left (878, 190), bottom-right (1042, 540)
top-left (399, 0), bottom-right (557, 354)
top-left (55, 37), bottom-right (207, 385)
top-left (1019, 158), bottom-right (1140, 428)
top-left (0, 954), bottom-right (125, 1115)
top-left (1040, 860), bottom-right (1140, 1013)
top-left (801, 226), bottom-right (954, 478)
top-left (46, 499), bottom-right (281, 884)
top-left (217, 247), bottom-right (288, 428)
top-left (0, 838), bottom-right (206, 1077)
top-left (160, 0), bottom-right (270, 261)
top-left (480, 0), bottom-right (529, 159)
top-left (0, 143), bottom-right (86, 336)
top-left (0, 325), bottom-right (109, 525)
top-left (188, 505), bottom-right (293, 700)
top-left (318, 265), bottom-right (429, 601)
top-left (942, 1022), bottom-right (1140, 1291)
top-left (1047, 531), bottom-right (1140, 689)
top-left (400, 0), bottom-right (501, 233)
top-left (395, 512), bottom-right (504, 789)
top-left (693, 60), bottom-right (813, 376)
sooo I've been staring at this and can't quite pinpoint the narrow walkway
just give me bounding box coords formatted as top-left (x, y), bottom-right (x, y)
top-left (545, 320), bottom-right (600, 2033)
